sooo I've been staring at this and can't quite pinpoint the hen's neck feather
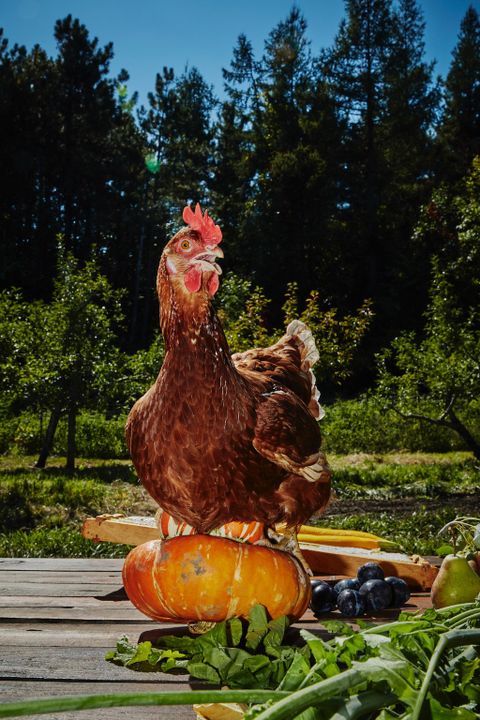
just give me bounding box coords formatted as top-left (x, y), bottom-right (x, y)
top-left (157, 257), bottom-right (235, 375)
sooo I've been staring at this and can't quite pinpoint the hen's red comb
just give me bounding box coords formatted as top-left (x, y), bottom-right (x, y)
top-left (182, 203), bottom-right (222, 246)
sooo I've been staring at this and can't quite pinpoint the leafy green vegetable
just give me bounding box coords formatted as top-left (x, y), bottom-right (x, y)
top-left (104, 601), bottom-right (480, 719)
top-left (0, 602), bottom-right (479, 718)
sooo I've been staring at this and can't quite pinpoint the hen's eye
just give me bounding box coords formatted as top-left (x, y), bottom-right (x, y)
top-left (180, 240), bottom-right (191, 251)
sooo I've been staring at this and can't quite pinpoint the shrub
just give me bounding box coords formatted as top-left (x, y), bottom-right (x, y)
top-left (54, 412), bottom-right (128, 458)
top-left (321, 397), bottom-right (475, 454)
top-left (0, 411), bottom-right (128, 458)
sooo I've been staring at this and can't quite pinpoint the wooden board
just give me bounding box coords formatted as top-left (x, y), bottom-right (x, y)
top-left (0, 557), bottom-right (433, 720)
top-left (82, 514), bottom-right (439, 590)
top-left (0, 683), bottom-right (198, 720)
top-left (0, 558), bottom-right (203, 720)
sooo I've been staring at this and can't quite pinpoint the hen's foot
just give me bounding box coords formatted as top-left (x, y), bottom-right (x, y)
top-left (264, 526), bottom-right (313, 576)
top-left (188, 621), bottom-right (216, 634)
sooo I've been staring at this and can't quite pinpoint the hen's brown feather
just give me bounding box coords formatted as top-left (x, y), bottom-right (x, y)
top-left (126, 231), bottom-right (331, 533)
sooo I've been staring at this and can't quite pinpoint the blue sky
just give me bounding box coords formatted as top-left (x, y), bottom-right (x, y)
top-left (2, 0), bottom-right (479, 106)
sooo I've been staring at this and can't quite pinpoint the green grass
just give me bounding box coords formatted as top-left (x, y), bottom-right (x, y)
top-left (0, 456), bottom-right (155, 558)
top-left (0, 452), bottom-right (478, 558)
top-left (313, 451), bottom-right (480, 555)
top-left (0, 526), bottom-right (130, 558)
top-left (314, 508), bottom-right (460, 556)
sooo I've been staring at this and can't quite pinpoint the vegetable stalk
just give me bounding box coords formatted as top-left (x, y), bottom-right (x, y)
top-left (0, 690), bottom-right (287, 719)
top-left (410, 628), bottom-right (480, 720)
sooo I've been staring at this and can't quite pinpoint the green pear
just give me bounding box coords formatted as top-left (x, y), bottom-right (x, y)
top-left (431, 554), bottom-right (480, 609)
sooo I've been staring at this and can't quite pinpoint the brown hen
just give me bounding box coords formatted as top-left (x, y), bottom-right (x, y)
top-left (126, 205), bottom-right (331, 542)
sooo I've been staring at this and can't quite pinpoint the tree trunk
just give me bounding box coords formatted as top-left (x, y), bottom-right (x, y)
top-left (448, 409), bottom-right (480, 460)
top-left (66, 406), bottom-right (76, 473)
top-left (35, 406), bottom-right (62, 468)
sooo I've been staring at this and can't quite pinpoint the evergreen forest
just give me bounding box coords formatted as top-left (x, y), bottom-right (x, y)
top-left (1, 0), bottom-right (480, 469)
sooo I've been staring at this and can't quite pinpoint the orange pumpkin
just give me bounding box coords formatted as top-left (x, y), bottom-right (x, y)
top-left (122, 535), bottom-right (311, 623)
top-left (156, 509), bottom-right (264, 544)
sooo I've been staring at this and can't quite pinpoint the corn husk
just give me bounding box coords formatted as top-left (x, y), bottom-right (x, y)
top-left (193, 703), bottom-right (247, 720)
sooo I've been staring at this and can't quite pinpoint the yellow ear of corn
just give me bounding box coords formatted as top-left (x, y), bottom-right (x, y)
top-left (299, 524), bottom-right (382, 541)
top-left (297, 532), bottom-right (401, 552)
top-left (275, 523), bottom-right (399, 551)
top-left (297, 533), bottom-right (381, 549)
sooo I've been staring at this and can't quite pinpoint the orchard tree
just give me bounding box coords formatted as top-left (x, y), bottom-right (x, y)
top-left (215, 273), bottom-right (373, 392)
top-left (375, 160), bottom-right (480, 458)
top-left (0, 243), bottom-right (125, 471)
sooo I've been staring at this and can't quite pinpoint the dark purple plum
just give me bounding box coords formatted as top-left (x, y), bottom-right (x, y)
top-left (336, 589), bottom-right (366, 617)
top-left (310, 580), bottom-right (336, 614)
top-left (357, 562), bottom-right (385, 584)
top-left (359, 579), bottom-right (393, 611)
top-left (333, 578), bottom-right (360, 596)
top-left (385, 576), bottom-right (411, 607)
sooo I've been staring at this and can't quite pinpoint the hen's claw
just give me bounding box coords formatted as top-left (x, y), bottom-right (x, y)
top-left (263, 526), bottom-right (313, 576)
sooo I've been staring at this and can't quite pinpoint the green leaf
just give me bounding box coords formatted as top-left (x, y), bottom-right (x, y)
top-left (204, 647), bottom-right (233, 676)
top-left (228, 616), bottom-right (244, 647)
top-left (276, 652), bottom-right (311, 692)
top-left (199, 620), bottom-right (229, 649)
top-left (105, 636), bottom-right (149, 667)
top-left (125, 641), bottom-right (153, 667)
top-left (428, 697), bottom-right (479, 719)
top-left (157, 633), bottom-right (198, 654)
top-left (243, 655), bottom-right (271, 673)
top-left (437, 543), bottom-right (455, 557)
top-left (246, 604), bottom-right (269, 650)
top-left (263, 615), bottom-right (289, 656)
top-left (187, 661), bottom-right (221, 684)
top-left (321, 620), bottom-right (355, 636)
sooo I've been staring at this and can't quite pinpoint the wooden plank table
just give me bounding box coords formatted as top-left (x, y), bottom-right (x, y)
top-left (0, 557), bottom-right (433, 720)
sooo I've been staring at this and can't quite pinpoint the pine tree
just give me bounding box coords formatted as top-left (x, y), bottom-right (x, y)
top-left (380, 0), bottom-right (440, 326)
top-left (161, 67), bottom-right (216, 213)
top-left (210, 100), bottom-right (252, 275)
top-left (438, 5), bottom-right (480, 182)
top-left (0, 35), bottom-right (62, 297)
top-left (53, 16), bottom-right (118, 255)
top-left (322, 0), bottom-right (441, 346)
top-left (235, 9), bottom-right (344, 307)
top-left (322, 0), bottom-right (393, 304)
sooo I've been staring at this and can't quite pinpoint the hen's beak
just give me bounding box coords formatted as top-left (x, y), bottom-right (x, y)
top-left (206, 245), bottom-right (224, 259)
top-left (191, 246), bottom-right (223, 274)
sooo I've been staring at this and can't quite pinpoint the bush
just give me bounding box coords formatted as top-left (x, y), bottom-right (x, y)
top-left (321, 397), bottom-right (476, 454)
top-left (0, 411), bottom-right (128, 458)
top-left (54, 412), bottom-right (128, 458)
top-left (0, 413), bottom-right (43, 454)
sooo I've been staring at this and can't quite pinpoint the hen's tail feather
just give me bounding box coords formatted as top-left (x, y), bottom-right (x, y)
top-left (286, 320), bottom-right (319, 368)
top-left (286, 320), bottom-right (325, 420)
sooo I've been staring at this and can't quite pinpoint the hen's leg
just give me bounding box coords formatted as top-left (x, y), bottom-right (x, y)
top-left (265, 525), bottom-right (313, 576)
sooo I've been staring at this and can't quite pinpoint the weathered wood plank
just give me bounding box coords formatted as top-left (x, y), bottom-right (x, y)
top-left (0, 582), bottom-right (126, 597)
top-left (0, 622), bottom-right (182, 647)
top-left (0, 558), bottom-right (124, 571)
top-left (83, 515), bottom-right (158, 545)
top-left (0, 594), bottom-right (130, 608)
top-left (0, 682), bottom-right (196, 719)
top-left (0, 570), bottom-right (122, 584)
top-left (0, 646), bottom-right (193, 682)
top-left (0, 603), bottom-right (147, 623)
top-left (82, 515), bottom-right (439, 589)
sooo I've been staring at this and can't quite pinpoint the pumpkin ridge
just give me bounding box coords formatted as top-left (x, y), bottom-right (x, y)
top-left (153, 540), bottom-right (178, 618)
top-left (291, 554), bottom-right (311, 617)
top-left (226, 541), bottom-right (247, 617)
